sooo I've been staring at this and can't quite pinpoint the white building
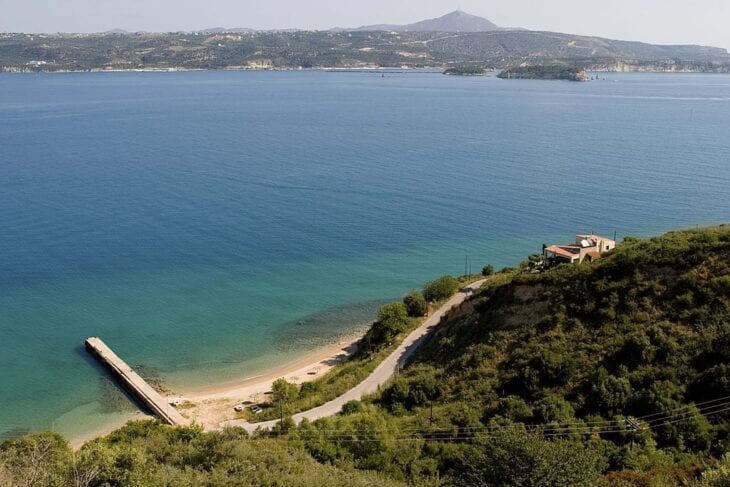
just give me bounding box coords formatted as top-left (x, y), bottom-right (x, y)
top-left (543, 234), bottom-right (616, 265)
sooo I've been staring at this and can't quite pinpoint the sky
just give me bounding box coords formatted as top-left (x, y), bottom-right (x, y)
top-left (1, 0), bottom-right (729, 50)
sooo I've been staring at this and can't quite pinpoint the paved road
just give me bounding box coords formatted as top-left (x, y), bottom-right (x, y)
top-left (224, 279), bottom-right (486, 433)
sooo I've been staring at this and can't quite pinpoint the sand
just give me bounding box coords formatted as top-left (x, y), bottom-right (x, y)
top-left (164, 330), bottom-right (365, 430)
top-left (66, 330), bottom-right (365, 448)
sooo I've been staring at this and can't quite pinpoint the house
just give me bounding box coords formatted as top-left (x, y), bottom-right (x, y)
top-left (543, 234), bottom-right (616, 266)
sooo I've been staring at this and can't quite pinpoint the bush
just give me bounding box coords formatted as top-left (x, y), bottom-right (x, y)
top-left (403, 291), bottom-right (428, 317)
top-left (341, 400), bottom-right (363, 415)
top-left (359, 302), bottom-right (410, 355)
top-left (482, 264), bottom-right (495, 276)
top-left (454, 428), bottom-right (607, 486)
top-left (377, 302), bottom-right (409, 330)
top-left (423, 276), bottom-right (459, 302)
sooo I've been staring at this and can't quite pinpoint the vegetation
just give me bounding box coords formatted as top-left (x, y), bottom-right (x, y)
top-left (423, 275), bottom-right (460, 302)
top-left (1, 226), bottom-right (728, 486)
top-left (1, 31), bottom-right (728, 72)
top-left (443, 66), bottom-right (486, 76)
top-left (248, 280), bottom-right (463, 423)
top-left (497, 64), bottom-right (589, 81)
top-left (0, 423), bottom-right (399, 486)
top-left (403, 291), bottom-right (428, 317)
top-left (481, 264), bottom-right (494, 276)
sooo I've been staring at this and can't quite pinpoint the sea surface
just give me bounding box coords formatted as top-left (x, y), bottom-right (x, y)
top-left (1, 71), bottom-right (729, 440)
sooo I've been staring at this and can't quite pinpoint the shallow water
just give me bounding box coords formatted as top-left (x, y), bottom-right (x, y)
top-left (1, 71), bottom-right (728, 439)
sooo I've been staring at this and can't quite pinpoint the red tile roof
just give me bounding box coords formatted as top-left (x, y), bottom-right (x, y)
top-left (545, 245), bottom-right (580, 259)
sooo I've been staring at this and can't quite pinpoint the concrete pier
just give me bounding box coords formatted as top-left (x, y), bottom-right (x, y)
top-left (85, 336), bottom-right (190, 426)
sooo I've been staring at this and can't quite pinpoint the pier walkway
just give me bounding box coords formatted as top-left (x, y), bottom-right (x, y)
top-left (85, 337), bottom-right (190, 426)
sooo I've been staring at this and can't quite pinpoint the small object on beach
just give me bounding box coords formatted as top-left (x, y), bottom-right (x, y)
top-left (250, 405), bottom-right (263, 414)
top-left (233, 403), bottom-right (246, 412)
top-left (169, 399), bottom-right (181, 407)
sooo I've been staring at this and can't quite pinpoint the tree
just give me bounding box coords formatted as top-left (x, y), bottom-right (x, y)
top-left (358, 302), bottom-right (410, 356)
top-left (272, 378), bottom-right (298, 405)
top-left (0, 432), bottom-right (71, 487)
top-left (272, 378), bottom-right (299, 427)
top-left (403, 291), bottom-right (428, 317)
top-left (481, 264), bottom-right (494, 276)
top-left (377, 302), bottom-right (409, 328)
top-left (423, 276), bottom-right (459, 302)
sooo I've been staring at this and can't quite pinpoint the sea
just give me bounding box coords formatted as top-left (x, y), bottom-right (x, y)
top-left (1, 70), bottom-right (728, 441)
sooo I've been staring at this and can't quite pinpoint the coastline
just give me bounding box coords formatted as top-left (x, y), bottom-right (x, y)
top-left (68, 328), bottom-right (367, 448)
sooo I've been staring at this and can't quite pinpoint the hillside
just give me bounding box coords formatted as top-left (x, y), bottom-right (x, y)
top-left (1, 29), bottom-right (728, 72)
top-left (1, 226), bottom-right (729, 486)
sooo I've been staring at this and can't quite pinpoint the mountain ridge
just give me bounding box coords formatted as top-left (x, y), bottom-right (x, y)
top-left (348, 10), bottom-right (510, 33)
top-left (2, 15), bottom-right (729, 73)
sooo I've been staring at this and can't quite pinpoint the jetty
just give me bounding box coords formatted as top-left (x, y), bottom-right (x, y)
top-left (85, 337), bottom-right (190, 426)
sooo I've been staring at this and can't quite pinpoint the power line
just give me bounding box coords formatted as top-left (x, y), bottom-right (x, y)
top-left (267, 399), bottom-right (730, 442)
top-left (294, 398), bottom-right (730, 437)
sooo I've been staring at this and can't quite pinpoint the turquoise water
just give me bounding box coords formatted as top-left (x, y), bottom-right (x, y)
top-left (1, 71), bottom-right (729, 439)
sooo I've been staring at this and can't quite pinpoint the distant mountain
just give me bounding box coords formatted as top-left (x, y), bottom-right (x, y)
top-left (350, 10), bottom-right (509, 32)
top-left (195, 27), bottom-right (255, 34)
top-left (2, 29), bottom-right (728, 73)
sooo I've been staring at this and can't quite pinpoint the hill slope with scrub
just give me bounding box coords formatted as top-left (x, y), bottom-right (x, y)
top-left (1, 226), bottom-right (729, 486)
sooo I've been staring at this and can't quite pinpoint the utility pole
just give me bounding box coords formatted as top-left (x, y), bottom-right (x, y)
top-left (279, 400), bottom-right (284, 434)
top-left (464, 255), bottom-right (468, 278)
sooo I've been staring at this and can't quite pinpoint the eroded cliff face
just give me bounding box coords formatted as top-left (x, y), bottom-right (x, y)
top-left (589, 59), bottom-right (730, 73)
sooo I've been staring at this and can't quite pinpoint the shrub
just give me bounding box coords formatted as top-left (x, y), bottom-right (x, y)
top-left (377, 302), bottom-right (409, 330)
top-left (482, 264), bottom-right (495, 276)
top-left (403, 291), bottom-right (428, 317)
top-left (423, 276), bottom-right (459, 302)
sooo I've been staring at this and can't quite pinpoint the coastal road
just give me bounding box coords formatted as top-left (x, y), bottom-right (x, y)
top-left (224, 279), bottom-right (486, 433)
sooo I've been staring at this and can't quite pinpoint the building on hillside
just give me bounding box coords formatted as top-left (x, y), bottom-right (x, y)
top-left (543, 234), bottom-right (616, 266)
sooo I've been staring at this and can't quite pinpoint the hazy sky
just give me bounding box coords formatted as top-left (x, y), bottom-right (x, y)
top-left (1, 0), bottom-right (729, 50)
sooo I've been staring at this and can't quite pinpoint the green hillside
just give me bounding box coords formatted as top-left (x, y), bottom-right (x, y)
top-left (1, 226), bottom-right (728, 486)
top-left (1, 30), bottom-right (729, 72)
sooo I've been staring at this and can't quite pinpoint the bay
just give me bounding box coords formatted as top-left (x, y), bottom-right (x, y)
top-left (0, 70), bottom-right (728, 439)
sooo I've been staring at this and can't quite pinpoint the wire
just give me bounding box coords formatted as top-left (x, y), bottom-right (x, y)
top-left (270, 399), bottom-right (730, 442)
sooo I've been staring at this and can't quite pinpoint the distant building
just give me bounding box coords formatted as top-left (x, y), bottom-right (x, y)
top-left (543, 234), bottom-right (616, 265)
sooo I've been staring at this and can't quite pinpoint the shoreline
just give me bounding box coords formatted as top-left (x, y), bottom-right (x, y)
top-left (3, 67), bottom-right (728, 75)
top-left (68, 328), bottom-right (367, 447)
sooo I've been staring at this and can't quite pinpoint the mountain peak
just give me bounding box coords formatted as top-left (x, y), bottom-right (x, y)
top-left (351, 10), bottom-right (505, 33)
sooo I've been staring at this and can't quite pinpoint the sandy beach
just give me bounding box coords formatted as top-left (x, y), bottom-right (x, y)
top-left (65, 279), bottom-right (487, 447)
top-left (163, 330), bottom-right (365, 430)
top-left (67, 330), bottom-right (364, 448)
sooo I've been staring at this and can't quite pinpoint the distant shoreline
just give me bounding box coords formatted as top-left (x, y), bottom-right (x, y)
top-left (2, 66), bottom-right (728, 75)
top-left (0, 66), bottom-right (444, 74)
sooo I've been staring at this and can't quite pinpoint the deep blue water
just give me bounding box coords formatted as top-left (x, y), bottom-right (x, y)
top-left (1, 71), bottom-right (728, 439)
